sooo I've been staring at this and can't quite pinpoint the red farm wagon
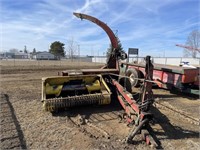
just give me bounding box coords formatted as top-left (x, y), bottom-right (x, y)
top-left (120, 62), bottom-right (199, 95)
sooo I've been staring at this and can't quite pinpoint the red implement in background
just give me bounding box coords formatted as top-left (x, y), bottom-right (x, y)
top-left (176, 44), bottom-right (200, 52)
top-left (122, 62), bottom-right (199, 95)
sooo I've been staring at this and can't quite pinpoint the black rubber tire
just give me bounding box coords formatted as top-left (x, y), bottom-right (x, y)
top-left (126, 69), bottom-right (140, 87)
top-left (119, 77), bottom-right (132, 93)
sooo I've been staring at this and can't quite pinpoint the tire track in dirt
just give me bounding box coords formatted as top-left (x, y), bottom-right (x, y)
top-left (67, 114), bottom-right (111, 139)
top-left (155, 101), bottom-right (200, 125)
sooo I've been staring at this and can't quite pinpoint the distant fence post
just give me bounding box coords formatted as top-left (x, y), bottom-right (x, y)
top-left (165, 57), bottom-right (167, 65)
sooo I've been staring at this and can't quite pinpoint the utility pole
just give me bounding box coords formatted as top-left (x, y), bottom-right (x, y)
top-left (91, 45), bottom-right (94, 56)
top-left (78, 44), bottom-right (80, 58)
top-left (24, 45), bottom-right (27, 53)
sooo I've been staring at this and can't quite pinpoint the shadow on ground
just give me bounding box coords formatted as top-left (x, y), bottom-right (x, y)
top-left (52, 97), bottom-right (123, 123)
top-left (151, 106), bottom-right (199, 140)
top-left (0, 94), bottom-right (27, 149)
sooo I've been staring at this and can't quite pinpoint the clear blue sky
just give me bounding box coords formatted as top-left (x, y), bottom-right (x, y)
top-left (1, 0), bottom-right (199, 57)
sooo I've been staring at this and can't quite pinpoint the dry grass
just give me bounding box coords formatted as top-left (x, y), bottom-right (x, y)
top-left (0, 60), bottom-right (104, 74)
top-left (0, 59), bottom-right (104, 67)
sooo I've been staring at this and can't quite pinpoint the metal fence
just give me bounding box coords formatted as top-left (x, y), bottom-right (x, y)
top-left (0, 58), bottom-right (101, 67)
top-left (1, 56), bottom-right (200, 67)
top-left (92, 56), bottom-right (200, 66)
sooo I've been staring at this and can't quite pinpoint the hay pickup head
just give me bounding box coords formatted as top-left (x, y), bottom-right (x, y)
top-left (41, 75), bottom-right (111, 112)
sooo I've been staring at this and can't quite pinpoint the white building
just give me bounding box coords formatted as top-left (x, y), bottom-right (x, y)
top-left (33, 52), bottom-right (55, 60)
top-left (14, 52), bottom-right (29, 59)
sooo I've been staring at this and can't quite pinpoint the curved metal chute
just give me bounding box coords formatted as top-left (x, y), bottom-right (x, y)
top-left (73, 12), bottom-right (118, 49)
top-left (73, 12), bottom-right (127, 69)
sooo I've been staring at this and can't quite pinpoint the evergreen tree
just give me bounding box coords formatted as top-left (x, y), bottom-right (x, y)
top-left (107, 37), bottom-right (123, 60)
top-left (49, 41), bottom-right (65, 59)
top-left (33, 48), bottom-right (36, 54)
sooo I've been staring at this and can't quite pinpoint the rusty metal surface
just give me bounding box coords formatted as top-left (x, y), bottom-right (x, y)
top-left (62, 69), bottom-right (119, 76)
top-left (125, 62), bottom-right (198, 73)
top-left (114, 56), bottom-right (158, 147)
top-left (73, 12), bottom-right (126, 69)
top-left (73, 12), bottom-right (118, 49)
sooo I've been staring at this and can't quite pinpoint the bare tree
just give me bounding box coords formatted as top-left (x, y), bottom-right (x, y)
top-left (66, 37), bottom-right (77, 61)
top-left (184, 30), bottom-right (200, 58)
top-left (9, 48), bottom-right (19, 53)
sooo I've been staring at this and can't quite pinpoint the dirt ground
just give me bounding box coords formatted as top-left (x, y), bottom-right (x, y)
top-left (0, 63), bottom-right (200, 150)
